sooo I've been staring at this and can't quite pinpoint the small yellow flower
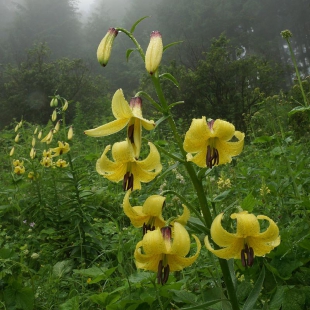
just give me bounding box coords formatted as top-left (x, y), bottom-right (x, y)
top-left (96, 140), bottom-right (162, 191)
top-left (43, 149), bottom-right (52, 158)
top-left (184, 117), bottom-right (245, 168)
top-left (55, 159), bottom-right (69, 168)
top-left (84, 89), bottom-right (155, 157)
top-left (217, 177), bottom-right (231, 189)
top-left (13, 159), bottom-right (24, 167)
top-left (40, 157), bottom-right (53, 167)
top-left (86, 278), bottom-right (92, 284)
top-left (135, 222), bottom-right (201, 284)
top-left (97, 27), bottom-right (118, 67)
top-left (145, 31), bottom-right (163, 75)
top-left (14, 165), bottom-right (25, 175)
top-left (204, 211), bottom-right (280, 267)
top-left (51, 141), bottom-right (70, 157)
top-left (28, 171), bottom-right (39, 180)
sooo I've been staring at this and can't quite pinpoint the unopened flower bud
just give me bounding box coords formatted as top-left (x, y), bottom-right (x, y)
top-left (52, 109), bottom-right (57, 122)
top-left (14, 124), bottom-right (19, 132)
top-left (54, 120), bottom-right (61, 133)
top-left (34, 127), bottom-right (38, 135)
top-left (15, 133), bottom-right (20, 143)
top-left (97, 27), bottom-right (118, 67)
top-left (281, 30), bottom-right (293, 39)
top-left (32, 137), bottom-right (36, 147)
top-left (31, 253), bottom-right (40, 259)
top-left (30, 147), bottom-right (36, 159)
top-left (10, 147), bottom-right (15, 156)
top-left (145, 31), bottom-right (163, 75)
top-left (67, 126), bottom-right (73, 140)
top-left (62, 100), bottom-right (69, 111)
top-left (18, 120), bottom-right (23, 129)
top-left (38, 130), bottom-right (42, 140)
top-left (50, 98), bottom-right (58, 107)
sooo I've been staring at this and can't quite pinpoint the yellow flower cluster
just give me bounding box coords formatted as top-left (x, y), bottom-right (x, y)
top-left (217, 177), bottom-right (232, 189)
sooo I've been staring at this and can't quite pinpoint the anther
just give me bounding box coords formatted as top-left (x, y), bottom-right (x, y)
top-left (123, 172), bottom-right (134, 191)
top-left (206, 145), bottom-right (220, 168)
top-left (128, 124), bottom-right (134, 143)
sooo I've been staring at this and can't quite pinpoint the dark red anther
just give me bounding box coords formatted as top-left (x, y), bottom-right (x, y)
top-left (123, 172), bottom-right (134, 191)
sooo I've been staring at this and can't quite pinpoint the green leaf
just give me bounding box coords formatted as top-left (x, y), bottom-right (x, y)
top-left (53, 260), bottom-right (73, 278)
top-left (168, 101), bottom-right (184, 109)
top-left (288, 105), bottom-right (310, 116)
top-left (181, 299), bottom-right (224, 309)
top-left (126, 48), bottom-right (136, 62)
top-left (130, 16), bottom-right (149, 33)
top-left (271, 146), bottom-right (284, 157)
top-left (4, 284), bottom-right (34, 310)
top-left (73, 266), bottom-right (116, 282)
top-left (170, 289), bottom-right (197, 304)
top-left (163, 40), bottom-right (183, 52)
top-left (59, 296), bottom-right (80, 310)
top-left (252, 135), bottom-right (275, 144)
top-left (212, 190), bottom-right (231, 202)
top-left (242, 266), bottom-right (265, 310)
top-left (268, 286), bottom-right (286, 310)
top-left (159, 72), bottom-right (179, 88)
top-left (241, 193), bottom-right (256, 212)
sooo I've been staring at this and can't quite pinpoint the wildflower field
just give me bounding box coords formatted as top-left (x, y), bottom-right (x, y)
top-left (0, 19), bottom-right (310, 310)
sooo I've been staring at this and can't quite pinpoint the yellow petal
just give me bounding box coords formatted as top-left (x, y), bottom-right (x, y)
top-left (142, 195), bottom-right (166, 217)
top-left (84, 118), bottom-right (129, 137)
top-left (210, 213), bottom-right (237, 247)
top-left (183, 117), bottom-right (209, 153)
top-left (137, 142), bottom-right (162, 171)
top-left (172, 204), bottom-right (190, 226)
top-left (142, 228), bottom-right (167, 255)
top-left (134, 242), bottom-right (161, 272)
top-left (187, 149), bottom-right (207, 167)
top-left (231, 211), bottom-right (260, 237)
top-left (204, 235), bottom-right (243, 259)
top-left (112, 89), bottom-right (133, 119)
top-left (170, 222), bottom-right (191, 256)
top-left (212, 119), bottom-right (235, 141)
top-left (111, 140), bottom-right (135, 163)
top-left (247, 236), bottom-right (278, 256)
top-left (168, 234), bottom-right (201, 271)
top-left (141, 118), bottom-right (156, 131)
top-left (256, 215), bottom-right (280, 242)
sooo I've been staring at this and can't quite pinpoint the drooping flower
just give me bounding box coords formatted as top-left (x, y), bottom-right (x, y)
top-left (97, 27), bottom-right (118, 67)
top-left (96, 140), bottom-right (162, 191)
top-left (135, 222), bottom-right (201, 284)
top-left (43, 149), bottom-right (52, 158)
top-left (55, 159), bottom-right (69, 168)
top-left (40, 157), bottom-right (53, 167)
top-left (145, 31), bottom-right (163, 75)
top-left (28, 171), bottom-right (39, 180)
top-left (14, 165), bottom-right (25, 175)
top-left (183, 117), bottom-right (245, 168)
top-left (51, 141), bottom-right (70, 157)
top-left (204, 211), bottom-right (280, 267)
top-left (84, 89), bottom-right (155, 157)
top-left (13, 159), bottom-right (24, 167)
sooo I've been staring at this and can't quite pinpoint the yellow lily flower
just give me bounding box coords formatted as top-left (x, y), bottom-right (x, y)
top-left (183, 117), bottom-right (245, 168)
top-left (51, 141), bottom-right (70, 157)
top-left (96, 140), bottom-right (162, 191)
top-left (204, 211), bottom-right (280, 267)
top-left (55, 159), bottom-right (69, 168)
top-left (30, 147), bottom-right (36, 159)
top-left (43, 149), bottom-right (52, 158)
top-left (14, 165), bottom-right (25, 175)
top-left (13, 159), bottom-right (24, 167)
top-left (84, 89), bottom-right (155, 157)
top-left (40, 157), bottom-right (53, 167)
top-left (135, 222), bottom-right (201, 284)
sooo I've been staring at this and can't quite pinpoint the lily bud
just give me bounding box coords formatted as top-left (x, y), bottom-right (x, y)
top-left (15, 124), bottom-right (19, 132)
top-left (52, 110), bottom-right (57, 122)
top-left (30, 147), bottom-right (36, 159)
top-left (34, 127), bottom-right (38, 135)
top-left (53, 120), bottom-right (61, 133)
top-left (10, 147), bottom-right (15, 156)
top-left (62, 100), bottom-right (69, 111)
top-left (145, 31), bottom-right (163, 75)
top-left (50, 98), bottom-right (58, 107)
top-left (32, 137), bottom-right (36, 147)
top-left (38, 130), bottom-right (42, 140)
top-left (18, 120), bottom-right (23, 129)
top-left (67, 126), bottom-right (73, 140)
top-left (15, 133), bottom-right (20, 143)
top-left (97, 27), bottom-right (118, 67)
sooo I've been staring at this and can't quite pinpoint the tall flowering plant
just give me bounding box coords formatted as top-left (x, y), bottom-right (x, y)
top-left (85, 17), bottom-right (280, 309)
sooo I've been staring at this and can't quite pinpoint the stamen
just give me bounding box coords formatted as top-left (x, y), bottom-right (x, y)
top-left (142, 223), bottom-right (155, 235)
top-left (157, 259), bottom-right (170, 285)
top-left (247, 247), bottom-right (254, 267)
top-left (123, 172), bottom-right (134, 191)
top-left (157, 260), bottom-right (163, 284)
top-left (128, 124), bottom-right (134, 143)
top-left (241, 243), bottom-right (255, 267)
top-left (206, 145), bottom-right (220, 168)
top-left (241, 249), bottom-right (246, 267)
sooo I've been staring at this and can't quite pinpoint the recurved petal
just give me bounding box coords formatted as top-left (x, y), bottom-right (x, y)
top-left (170, 222), bottom-right (191, 256)
top-left (141, 118), bottom-right (156, 131)
top-left (212, 119), bottom-right (235, 141)
top-left (112, 89), bottom-right (133, 119)
top-left (84, 118), bottom-right (129, 137)
top-left (142, 228), bottom-right (167, 255)
top-left (210, 213), bottom-right (238, 247)
top-left (142, 195), bottom-right (166, 217)
top-left (256, 215), bottom-right (280, 242)
top-left (216, 135), bottom-right (245, 165)
top-left (183, 117), bottom-right (209, 153)
top-left (168, 234), bottom-right (201, 271)
top-left (186, 149), bottom-right (207, 168)
top-left (173, 204), bottom-right (190, 226)
top-left (231, 211), bottom-right (260, 237)
top-left (137, 142), bottom-right (162, 171)
top-left (247, 236), bottom-right (278, 256)
top-left (204, 235), bottom-right (243, 259)
top-left (132, 164), bottom-right (161, 190)
top-left (111, 140), bottom-right (135, 162)
top-left (134, 241), bottom-right (161, 272)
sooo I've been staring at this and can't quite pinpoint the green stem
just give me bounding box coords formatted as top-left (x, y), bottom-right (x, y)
top-left (286, 38), bottom-right (308, 106)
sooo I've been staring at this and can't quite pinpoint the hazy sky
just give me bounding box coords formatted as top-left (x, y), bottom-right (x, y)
top-left (77, 0), bottom-right (94, 12)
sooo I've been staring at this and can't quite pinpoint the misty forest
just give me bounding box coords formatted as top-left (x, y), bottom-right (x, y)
top-left (0, 0), bottom-right (310, 309)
